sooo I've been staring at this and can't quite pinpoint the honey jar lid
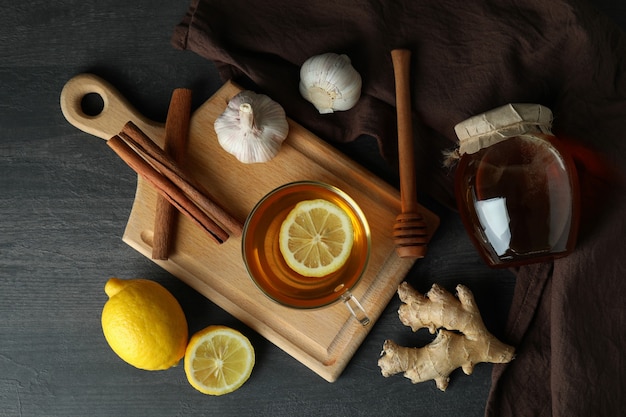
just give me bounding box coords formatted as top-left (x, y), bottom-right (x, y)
top-left (454, 103), bottom-right (553, 155)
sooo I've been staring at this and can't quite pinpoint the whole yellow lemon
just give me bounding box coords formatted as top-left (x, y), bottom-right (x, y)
top-left (101, 278), bottom-right (188, 371)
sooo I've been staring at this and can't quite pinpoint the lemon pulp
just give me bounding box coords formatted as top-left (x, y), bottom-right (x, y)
top-left (184, 325), bottom-right (255, 396)
top-left (279, 199), bottom-right (354, 277)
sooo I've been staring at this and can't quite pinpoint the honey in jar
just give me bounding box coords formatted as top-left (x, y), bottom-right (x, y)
top-left (453, 104), bottom-right (580, 268)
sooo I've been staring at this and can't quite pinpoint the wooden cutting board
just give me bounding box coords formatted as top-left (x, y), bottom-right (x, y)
top-left (60, 73), bottom-right (439, 382)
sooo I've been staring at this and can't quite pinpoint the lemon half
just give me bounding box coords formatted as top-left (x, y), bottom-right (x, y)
top-left (279, 199), bottom-right (354, 277)
top-left (184, 325), bottom-right (255, 396)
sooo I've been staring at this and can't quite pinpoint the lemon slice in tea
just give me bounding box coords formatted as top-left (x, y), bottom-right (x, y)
top-left (279, 199), bottom-right (354, 277)
top-left (184, 326), bottom-right (255, 396)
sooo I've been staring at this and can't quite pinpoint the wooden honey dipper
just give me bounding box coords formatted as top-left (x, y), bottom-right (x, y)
top-left (391, 48), bottom-right (429, 258)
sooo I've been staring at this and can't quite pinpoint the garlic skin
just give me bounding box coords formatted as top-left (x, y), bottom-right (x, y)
top-left (299, 53), bottom-right (362, 114)
top-left (214, 91), bottom-right (289, 164)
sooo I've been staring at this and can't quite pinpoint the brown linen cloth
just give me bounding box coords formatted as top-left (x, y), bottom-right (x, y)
top-left (172, 0), bottom-right (626, 415)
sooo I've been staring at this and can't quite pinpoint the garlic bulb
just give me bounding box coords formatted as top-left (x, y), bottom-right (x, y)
top-left (299, 53), bottom-right (362, 114)
top-left (214, 91), bottom-right (289, 164)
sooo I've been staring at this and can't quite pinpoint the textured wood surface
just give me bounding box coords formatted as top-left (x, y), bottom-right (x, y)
top-left (60, 74), bottom-right (439, 381)
top-left (2, 1), bottom-right (623, 416)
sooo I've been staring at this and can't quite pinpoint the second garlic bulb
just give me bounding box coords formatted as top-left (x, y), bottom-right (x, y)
top-left (214, 90), bottom-right (289, 164)
top-left (299, 53), bottom-right (362, 114)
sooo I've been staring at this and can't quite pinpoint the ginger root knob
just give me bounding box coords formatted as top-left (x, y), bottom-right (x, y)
top-left (378, 282), bottom-right (515, 391)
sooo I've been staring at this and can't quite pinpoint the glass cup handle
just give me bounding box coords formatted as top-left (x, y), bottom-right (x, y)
top-left (341, 291), bottom-right (370, 326)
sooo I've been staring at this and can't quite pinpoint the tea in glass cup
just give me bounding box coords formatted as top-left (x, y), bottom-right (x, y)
top-left (242, 181), bottom-right (371, 325)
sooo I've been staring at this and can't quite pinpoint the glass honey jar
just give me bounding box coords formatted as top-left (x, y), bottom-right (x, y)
top-left (453, 104), bottom-right (580, 268)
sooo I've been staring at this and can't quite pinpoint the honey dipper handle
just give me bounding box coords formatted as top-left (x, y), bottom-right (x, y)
top-left (391, 49), bottom-right (418, 214)
top-left (391, 48), bottom-right (428, 259)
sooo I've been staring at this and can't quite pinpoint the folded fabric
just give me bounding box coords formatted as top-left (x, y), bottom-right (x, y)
top-left (172, 0), bottom-right (626, 415)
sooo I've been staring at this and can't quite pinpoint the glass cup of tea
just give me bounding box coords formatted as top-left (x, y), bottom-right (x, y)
top-left (242, 181), bottom-right (371, 325)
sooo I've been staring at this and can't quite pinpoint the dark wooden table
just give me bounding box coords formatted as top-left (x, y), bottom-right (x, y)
top-left (1, 1), bottom-right (623, 416)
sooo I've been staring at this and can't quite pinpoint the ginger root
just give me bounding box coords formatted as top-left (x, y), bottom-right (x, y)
top-left (378, 282), bottom-right (515, 391)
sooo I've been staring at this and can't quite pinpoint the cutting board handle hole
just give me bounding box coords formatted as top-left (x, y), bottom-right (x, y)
top-left (80, 93), bottom-right (104, 117)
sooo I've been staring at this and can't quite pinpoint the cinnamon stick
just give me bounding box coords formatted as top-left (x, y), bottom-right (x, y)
top-left (119, 121), bottom-right (243, 238)
top-left (152, 88), bottom-right (192, 260)
top-left (107, 135), bottom-right (229, 245)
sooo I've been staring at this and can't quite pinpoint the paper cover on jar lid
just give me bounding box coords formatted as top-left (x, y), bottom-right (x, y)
top-left (454, 104), bottom-right (554, 155)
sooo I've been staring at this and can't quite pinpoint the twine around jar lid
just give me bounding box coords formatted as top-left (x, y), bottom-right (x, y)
top-left (453, 103), bottom-right (554, 155)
